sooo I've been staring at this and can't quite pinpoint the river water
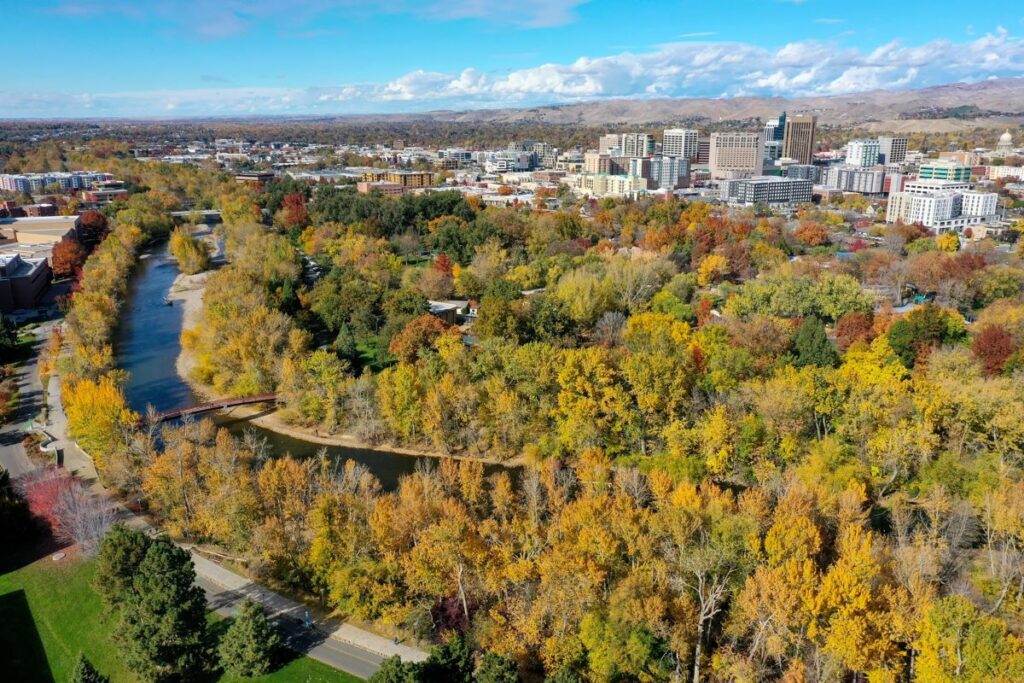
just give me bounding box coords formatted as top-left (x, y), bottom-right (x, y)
top-left (113, 241), bottom-right (508, 490)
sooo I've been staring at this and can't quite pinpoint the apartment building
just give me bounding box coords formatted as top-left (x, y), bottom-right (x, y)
top-left (878, 136), bottom-right (909, 164)
top-left (845, 139), bottom-right (880, 168)
top-left (0, 171), bottom-right (113, 193)
top-left (709, 133), bottom-right (764, 180)
top-left (821, 166), bottom-right (885, 194)
top-left (662, 129), bottom-right (699, 160)
top-left (720, 176), bottom-right (813, 205)
top-left (620, 133), bottom-right (655, 158)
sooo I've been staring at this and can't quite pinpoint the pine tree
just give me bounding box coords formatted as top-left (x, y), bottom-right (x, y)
top-left (218, 599), bottom-right (281, 677)
top-left (69, 654), bottom-right (109, 683)
top-left (476, 652), bottom-right (519, 683)
top-left (793, 317), bottom-right (839, 368)
top-left (93, 524), bottom-right (151, 610)
top-left (116, 538), bottom-right (207, 681)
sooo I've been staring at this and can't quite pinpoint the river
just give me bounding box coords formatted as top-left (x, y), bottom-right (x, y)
top-left (113, 240), bottom-right (509, 490)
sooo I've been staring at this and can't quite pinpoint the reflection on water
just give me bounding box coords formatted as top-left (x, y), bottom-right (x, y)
top-left (113, 240), bottom-right (514, 490)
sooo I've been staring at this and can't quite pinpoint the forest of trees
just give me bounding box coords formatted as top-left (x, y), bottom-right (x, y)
top-left (25, 144), bottom-right (1024, 681)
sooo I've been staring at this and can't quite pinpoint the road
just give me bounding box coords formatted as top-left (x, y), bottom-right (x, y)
top-left (6, 322), bottom-right (426, 679)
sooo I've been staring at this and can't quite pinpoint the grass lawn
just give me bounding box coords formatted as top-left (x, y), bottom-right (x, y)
top-left (0, 551), bottom-right (361, 683)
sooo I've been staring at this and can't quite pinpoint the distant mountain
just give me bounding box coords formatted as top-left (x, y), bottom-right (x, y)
top-left (336, 78), bottom-right (1024, 132)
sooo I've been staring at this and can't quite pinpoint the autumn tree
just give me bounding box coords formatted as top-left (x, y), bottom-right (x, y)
top-left (972, 323), bottom-right (1015, 376)
top-left (52, 236), bottom-right (87, 278)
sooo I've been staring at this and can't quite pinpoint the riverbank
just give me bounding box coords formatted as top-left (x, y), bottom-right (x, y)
top-left (167, 256), bottom-right (521, 468)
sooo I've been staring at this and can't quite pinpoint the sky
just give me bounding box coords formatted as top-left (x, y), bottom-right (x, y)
top-left (2, 0), bottom-right (1024, 118)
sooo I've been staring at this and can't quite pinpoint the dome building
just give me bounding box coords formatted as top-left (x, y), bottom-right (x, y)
top-left (996, 129), bottom-right (1014, 156)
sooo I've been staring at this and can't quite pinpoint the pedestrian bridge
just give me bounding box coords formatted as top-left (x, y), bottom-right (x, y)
top-left (150, 393), bottom-right (279, 423)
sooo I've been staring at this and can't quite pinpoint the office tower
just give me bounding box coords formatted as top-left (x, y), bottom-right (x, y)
top-left (708, 132), bottom-right (764, 180)
top-left (845, 139), bottom-right (880, 168)
top-left (763, 118), bottom-right (781, 144)
top-left (663, 129), bottom-right (699, 160)
top-left (783, 114), bottom-right (817, 164)
top-left (877, 136), bottom-right (908, 165)
top-left (774, 112), bottom-right (786, 141)
top-left (598, 134), bottom-right (621, 155)
top-left (621, 133), bottom-right (655, 157)
top-left (697, 138), bottom-right (710, 164)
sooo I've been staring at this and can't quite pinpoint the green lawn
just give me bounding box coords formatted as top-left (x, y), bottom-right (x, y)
top-left (0, 552), bottom-right (361, 683)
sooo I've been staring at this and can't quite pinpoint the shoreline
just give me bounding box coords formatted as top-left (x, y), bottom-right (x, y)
top-left (165, 250), bottom-right (521, 468)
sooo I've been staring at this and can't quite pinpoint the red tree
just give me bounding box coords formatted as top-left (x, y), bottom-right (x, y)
top-left (17, 467), bottom-right (74, 533)
top-left (51, 237), bottom-right (87, 279)
top-left (78, 210), bottom-right (110, 250)
top-left (280, 192), bottom-right (309, 230)
top-left (388, 314), bottom-right (450, 363)
top-left (835, 311), bottom-right (876, 351)
top-left (972, 324), bottom-right (1016, 377)
top-left (433, 253), bottom-right (454, 277)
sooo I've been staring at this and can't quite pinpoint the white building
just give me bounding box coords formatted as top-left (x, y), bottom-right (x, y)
top-left (709, 132), bottom-right (764, 180)
top-left (987, 165), bottom-right (1024, 180)
top-left (662, 129), bottom-right (699, 160)
top-left (961, 190), bottom-right (999, 216)
top-left (0, 171), bottom-right (113, 193)
top-left (887, 186), bottom-right (1000, 233)
top-left (621, 133), bottom-right (655, 158)
top-left (598, 134), bottom-right (621, 155)
top-left (845, 139), bottom-right (881, 168)
top-left (821, 165), bottom-right (885, 194)
top-left (648, 156), bottom-right (690, 190)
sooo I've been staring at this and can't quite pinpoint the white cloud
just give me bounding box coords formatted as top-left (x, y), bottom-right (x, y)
top-left (4, 28), bottom-right (1024, 116)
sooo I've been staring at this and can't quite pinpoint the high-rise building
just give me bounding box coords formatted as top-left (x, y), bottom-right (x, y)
top-left (621, 133), bottom-right (655, 158)
top-left (647, 156), bottom-right (690, 190)
top-left (775, 112), bottom-right (787, 141)
top-left (709, 132), bottom-right (764, 180)
top-left (598, 134), bottom-right (621, 155)
top-left (783, 114), bottom-right (817, 164)
top-left (821, 165), bottom-right (885, 194)
top-left (697, 138), bottom-right (711, 165)
top-left (878, 136), bottom-right (908, 165)
top-left (763, 118), bottom-right (781, 144)
top-left (662, 129), bottom-right (699, 160)
top-left (845, 139), bottom-right (880, 168)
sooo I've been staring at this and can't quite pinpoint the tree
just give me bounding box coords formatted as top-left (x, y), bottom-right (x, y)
top-left (169, 226), bottom-right (211, 275)
top-left (834, 310), bottom-right (875, 351)
top-left (697, 253), bottom-right (730, 286)
top-left (369, 656), bottom-right (420, 683)
top-left (420, 634), bottom-right (475, 683)
top-left (94, 524), bottom-right (152, 609)
top-left (389, 315), bottom-right (450, 363)
top-left (935, 231), bottom-right (960, 253)
top-left (794, 221), bottom-right (829, 247)
top-left (476, 652), bottom-right (519, 683)
top-left (914, 596), bottom-right (1024, 682)
top-left (52, 237), bottom-right (87, 278)
top-left (64, 373), bottom-right (138, 471)
top-left (218, 599), bottom-right (281, 678)
top-left (69, 653), bottom-right (110, 683)
top-left (116, 539), bottom-right (208, 681)
top-left (279, 192), bottom-right (309, 230)
top-left (793, 317), bottom-right (839, 368)
top-left (78, 210), bottom-right (110, 250)
top-left (972, 324), bottom-right (1015, 377)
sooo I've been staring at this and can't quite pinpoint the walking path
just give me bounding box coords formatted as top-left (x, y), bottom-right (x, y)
top-left (25, 324), bottom-right (427, 679)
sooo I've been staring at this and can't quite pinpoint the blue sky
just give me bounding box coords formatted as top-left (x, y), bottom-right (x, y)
top-left (2, 0), bottom-right (1024, 118)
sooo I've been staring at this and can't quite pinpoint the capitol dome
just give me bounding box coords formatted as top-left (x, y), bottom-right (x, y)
top-left (1000, 129), bottom-right (1013, 144)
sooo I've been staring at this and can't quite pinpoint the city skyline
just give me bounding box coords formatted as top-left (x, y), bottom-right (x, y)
top-left (1, 0), bottom-right (1023, 117)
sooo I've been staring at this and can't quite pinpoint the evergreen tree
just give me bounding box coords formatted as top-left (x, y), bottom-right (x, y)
top-left (420, 634), bottom-right (474, 683)
top-left (116, 538), bottom-right (207, 681)
top-left (476, 652), bottom-right (519, 683)
top-left (369, 655), bottom-right (421, 683)
top-left (793, 317), bottom-right (839, 368)
top-left (69, 654), bottom-right (109, 683)
top-left (218, 599), bottom-right (280, 677)
top-left (93, 524), bottom-right (151, 609)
